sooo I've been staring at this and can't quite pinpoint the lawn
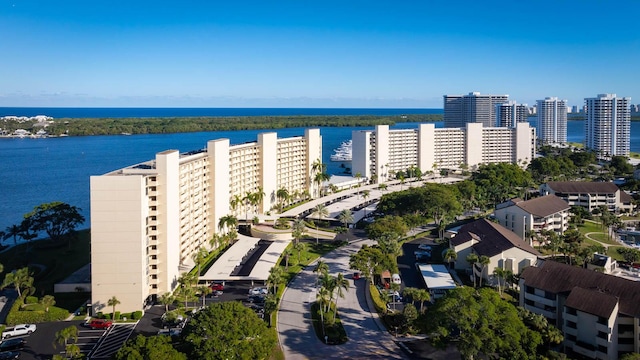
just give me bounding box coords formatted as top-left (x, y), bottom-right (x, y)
top-left (577, 221), bottom-right (618, 245)
top-left (0, 230), bottom-right (91, 311)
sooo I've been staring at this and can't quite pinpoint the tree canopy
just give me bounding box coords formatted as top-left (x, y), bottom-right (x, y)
top-left (114, 334), bottom-right (187, 360)
top-left (424, 287), bottom-right (541, 359)
top-left (23, 202), bottom-right (85, 242)
top-left (182, 301), bottom-right (277, 360)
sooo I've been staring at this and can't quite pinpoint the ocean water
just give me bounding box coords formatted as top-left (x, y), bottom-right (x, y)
top-left (0, 108), bottom-right (638, 236)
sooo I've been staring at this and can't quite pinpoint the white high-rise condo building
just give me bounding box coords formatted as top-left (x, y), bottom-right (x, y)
top-left (352, 122), bottom-right (535, 183)
top-left (585, 94), bottom-right (630, 158)
top-left (90, 129), bottom-right (321, 313)
top-left (444, 92), bottom-right (509, 128)
top-left (536, 97), bottom-right (568, 144)
top-left (496, 101), bottom-right (529, 128)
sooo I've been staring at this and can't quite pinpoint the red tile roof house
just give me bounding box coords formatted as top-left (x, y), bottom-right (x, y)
top-left (540, 181), bottom-right (634, 214)
top-left (448, 218), bottom-right (539, 287)
top-left (520, 260), bottom-right (640, 359)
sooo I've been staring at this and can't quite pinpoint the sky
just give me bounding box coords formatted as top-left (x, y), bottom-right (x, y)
top-left (1, 1), bottom-right (639, 108)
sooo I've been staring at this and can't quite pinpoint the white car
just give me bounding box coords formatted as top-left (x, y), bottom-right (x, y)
top-left (248, 287), bottom-right (268, 295)
top-left (2, 324), bottom-right (37, 339)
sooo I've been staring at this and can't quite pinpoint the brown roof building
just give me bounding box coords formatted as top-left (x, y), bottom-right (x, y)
top-left (540, 181), bottom-right (634, 213)
top-left (494, 195), bottom-right (570, 241)
top-left (520, 260), bottom-right (640, 359)
top-left (449, 218), bottom-right (539, 286)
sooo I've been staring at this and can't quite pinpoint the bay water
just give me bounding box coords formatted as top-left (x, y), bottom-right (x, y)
top-left (1, 109), bottom-right (638, 235)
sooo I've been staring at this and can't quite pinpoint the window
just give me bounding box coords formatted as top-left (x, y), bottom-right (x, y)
top-left (566, 321), bottom-right (577, 329)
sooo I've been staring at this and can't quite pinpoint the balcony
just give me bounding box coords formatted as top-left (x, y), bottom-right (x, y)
top-left (571, 341), bottom-right (596, 359)
top-left (595, 322), bottom-right (612, 334)
top-left (523, 292), bottom-right (556, 307)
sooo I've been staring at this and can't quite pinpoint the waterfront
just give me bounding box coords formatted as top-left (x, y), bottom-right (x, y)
top-left (1, 118), bottom-right (639, 235)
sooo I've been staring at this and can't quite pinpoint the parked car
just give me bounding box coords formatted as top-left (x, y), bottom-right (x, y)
top-left (0, 339), bottom-right (25, 351)
top-left (212, 290), bottom-right (223, 297)
top-left (417, 244), bottom-right (432, 252)
top-left (391, 273), bottom-right (402, 285)
top-left (248, 287), bottom-right (268, 295)
top-left (88, 319), bottom-right (113, 330)
top-left (157, 327), bottom-right (182, 337)
top-left (247, 295), bottom-right (266, 304)
top-left (210, 282), bottom-right (224, 291)
top-left (0, 351), bottom-right (19, 360)
top-left (1, 324), bottom-right (36, 339)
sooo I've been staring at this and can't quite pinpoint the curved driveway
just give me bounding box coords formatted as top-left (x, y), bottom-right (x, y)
top-left (277, 240), bottom-right (406, 359)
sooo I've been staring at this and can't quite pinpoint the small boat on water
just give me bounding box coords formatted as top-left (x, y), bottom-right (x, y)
top-left (330, 140), bottom-right (352, 162)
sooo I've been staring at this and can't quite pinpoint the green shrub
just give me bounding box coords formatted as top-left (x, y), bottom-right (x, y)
top-left (96, 312), bottom-right (104, 319)
top-left (5, 302), bottom-right (69, 326)
top-left (25, 296), bottom-right (38, 305)
top-left (132, 311), bottom-right (143, 320)
top-left (114, 311), bottom-right (121, 321)
top-left (369, 282), bottom-right (387, 314)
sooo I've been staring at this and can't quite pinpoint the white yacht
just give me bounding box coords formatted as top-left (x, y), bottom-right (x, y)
top-left (330, 140), bottom-right (352, 162)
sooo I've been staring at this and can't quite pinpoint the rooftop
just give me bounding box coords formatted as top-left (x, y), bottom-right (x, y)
top-left (514, 195), bottom-right (570, 217)
top-left (450, 218), bottom-right (540, 258)
top-left (544, 181), bottom-right (620, 195)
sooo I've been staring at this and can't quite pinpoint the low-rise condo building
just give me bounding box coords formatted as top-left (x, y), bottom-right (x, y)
top-left (352, 122), bottom-right (535, 183)
top-left (494, 195), bottom-right (570, 241)
top-left (520, 260), bottom-right (640, 360)
top-left (540, 181), bottom-right (634, 213)
top-left (90, 129), bottom-right (321, 314)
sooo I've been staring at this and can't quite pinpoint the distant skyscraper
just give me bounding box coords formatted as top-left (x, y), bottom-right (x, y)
top-left (585, 93), bottom-right (630, 157)
top-left (536, 97), bottom-right (567, 144)
top-left (496, 101), bottom-right (529, 128)
top-left (443, 92), bottom-right (509, 127)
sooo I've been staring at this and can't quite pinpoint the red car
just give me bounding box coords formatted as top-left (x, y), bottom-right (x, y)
top-left (210, 282), bottom-right (224, 291)
top-left (88, 319), bottom-right (113, 330)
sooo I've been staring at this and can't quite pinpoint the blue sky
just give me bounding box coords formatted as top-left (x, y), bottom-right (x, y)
top-left (1, 1), bottom-right (638, 108)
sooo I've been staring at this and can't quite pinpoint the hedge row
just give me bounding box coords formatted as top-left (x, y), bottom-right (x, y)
top-left (5, 302), bottom-right (69, 326)
top-left (94, 310), bottom-right (143, 321)
top-left (369, 282), bottom-right (387, 314)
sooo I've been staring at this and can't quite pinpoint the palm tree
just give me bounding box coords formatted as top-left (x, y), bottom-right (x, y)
top-left (314, 260), bottom-right (329, 288)
top-left (493, 267), bottom-right (505, 295)
top-left (337, 209), bottom-right (354, 230)
top-left (4, 224), bottom-right (21, 246)
top-left (159, 292), bottom-right (174, 313)
top-left (253, 186), bottom-right (266, 214)
top-left (361, 190), bottom-right (371, 217)
top-left (283, 247), bottom-right (293, 270)
top-left (267, 266), bottom-right (284, 295)
top-left (54, 325), bottom-right (78, 349)
top-left (443, 248), bottom-right (457, 270)
top-left (230, 194), bottom-right (242, 215)
top-left (218, 215), bottom-right (238, 235)
top-left (311, 204), bottom-right (328, 244)
top-left (466, 253), bottom-right (479, 287)
top-left (198, 285), bottom-right (212, 307)
top-left (319, 272), bottom-right (336, 314)
top-left (192, 247), bottom-right (208, 276)
top-left (264, 294), bottom-right (278, 327)
top-left (40, 295), bottom-right (56, 312)
top-left (243, 191), bottom-right (255, 223)
top-left (478, 255), bottom-right (490, 287)
top-left (107, 296), bottom-right (121, 321)
top-left (316, 286), bottom-right (331, 335)
top-left (354, 172), bottom-right (363, 198)
top-left (414, 288), bottom-right (430, 313)
top-left (276, 187), bottom-right (290, 212)
top-left (332, 273), bottom-right (349, 322)
top-left (378, 183), bottom-right (387, 192)
top-left (398, 173), bottom-right (406, 190)
top-left (3, 267), bottom-right (34, 301)
top-left (314, 172), bottom-right (330, 197)
top-left (294, 241), bottom-right (306, 264)
top-left (291, 218), bottom-right (306, 245)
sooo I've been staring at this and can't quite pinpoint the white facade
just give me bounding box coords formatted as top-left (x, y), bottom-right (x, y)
top-left (537, 97), bottom-right (568, 144)
top-left (444, 92), bottom-right (509, 128)
top-left (585, 94), bottom-right (631, 157)
top-left (352, 122), bottom-right (535, 182)
top-left (91, 129), bottom-right (321, 313)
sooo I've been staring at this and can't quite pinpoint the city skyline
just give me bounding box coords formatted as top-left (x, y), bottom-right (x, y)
top-left (1, 1), bottom-right (638, 108)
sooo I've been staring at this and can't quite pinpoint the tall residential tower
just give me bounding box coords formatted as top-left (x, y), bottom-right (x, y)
top-left (444, 92), bottom-right (509, 128)
top-left (536, 97), bottom-right (568, 144)
top-left (585, 94), bottom-right (630, 157)
top-left (496, 101), bottom-right (529, 128)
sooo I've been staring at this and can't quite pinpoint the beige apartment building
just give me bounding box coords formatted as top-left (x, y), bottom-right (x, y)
top-left (494, 195), bottom-right (571, 242)
top-left (90, 129), bottom-right (321, 314)
top-left (352, 122), bottom-right (535, 183)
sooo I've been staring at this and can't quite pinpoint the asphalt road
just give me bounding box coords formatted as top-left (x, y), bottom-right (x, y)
top-left (278, 239), bottom-right (407, 360)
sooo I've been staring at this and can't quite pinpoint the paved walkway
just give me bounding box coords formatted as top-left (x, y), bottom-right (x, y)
top-left (277, 240), bottom-right (407, 360)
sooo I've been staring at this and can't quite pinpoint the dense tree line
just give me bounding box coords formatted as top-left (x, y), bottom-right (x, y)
top-left (2, 114), bottom-right (442, 136)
